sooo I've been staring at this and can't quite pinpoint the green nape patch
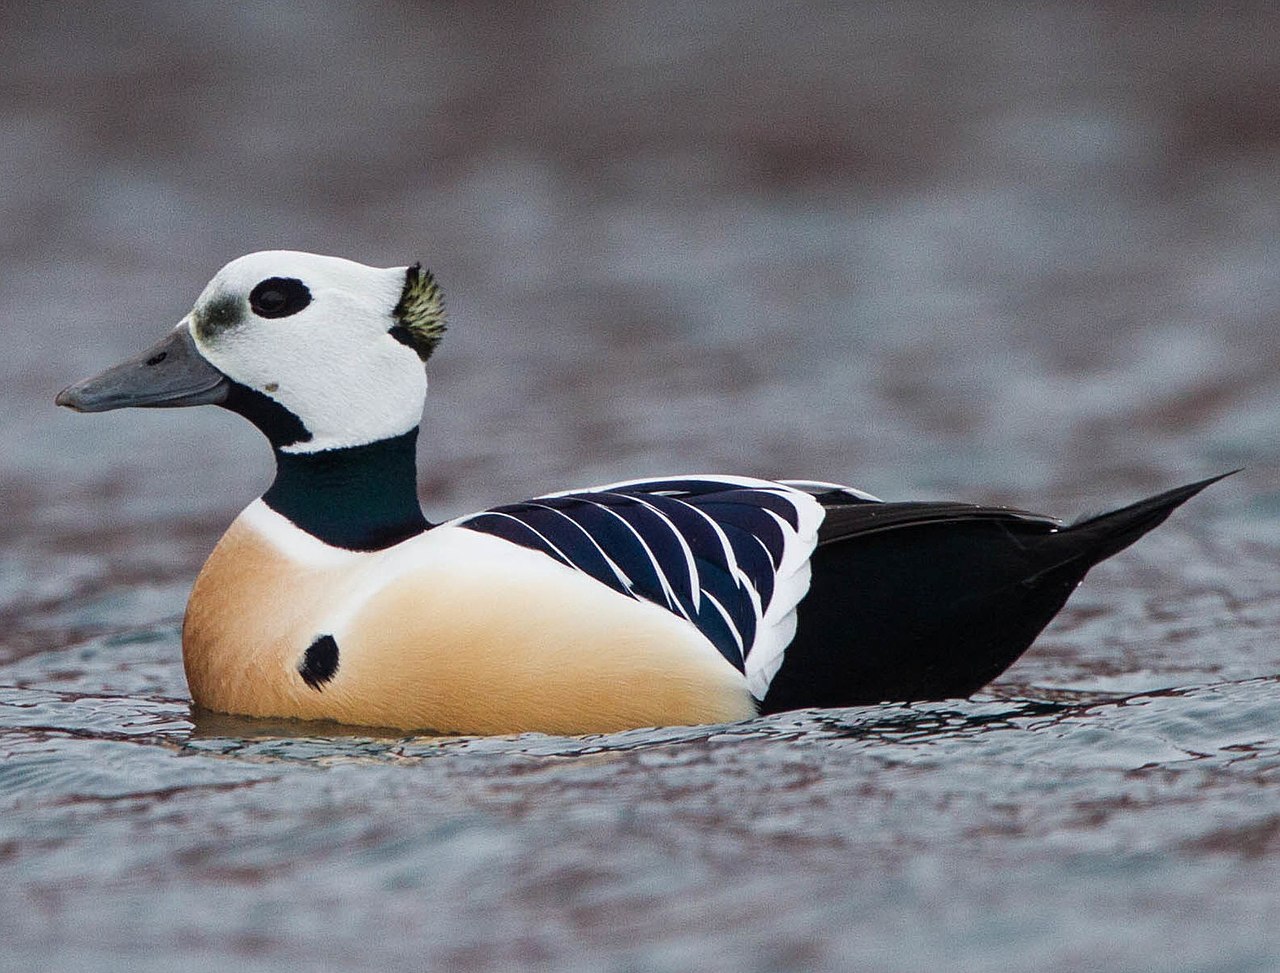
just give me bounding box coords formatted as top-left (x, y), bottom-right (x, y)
top-left (391, 263), bottom-right (446, 361)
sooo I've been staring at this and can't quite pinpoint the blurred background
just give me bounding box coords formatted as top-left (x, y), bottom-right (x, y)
top-left (3, 2), bottom-right (1280, 970)
top-left (7, 1), bottom-right (1279, 529)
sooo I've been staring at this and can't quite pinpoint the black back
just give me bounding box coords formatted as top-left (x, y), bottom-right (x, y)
top-left (761, 475), bottom-right (1227, 712)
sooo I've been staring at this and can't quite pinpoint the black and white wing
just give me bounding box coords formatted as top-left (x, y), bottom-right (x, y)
top-left (452, 475), bottom-right (877, 698)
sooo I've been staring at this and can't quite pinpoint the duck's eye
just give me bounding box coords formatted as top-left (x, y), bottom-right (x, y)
top-left (249, 277), bottom-right (311, 319)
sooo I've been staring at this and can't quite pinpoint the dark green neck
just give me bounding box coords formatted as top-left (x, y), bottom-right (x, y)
top-left (263, 428), bottom-right (429, 551)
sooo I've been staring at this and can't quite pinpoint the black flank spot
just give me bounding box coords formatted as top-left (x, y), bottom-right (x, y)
top-left (299, 635), bottom-right (339, 689)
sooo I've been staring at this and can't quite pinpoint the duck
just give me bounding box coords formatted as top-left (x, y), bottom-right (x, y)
top-left (56, 250), bottom-right (1227, 736)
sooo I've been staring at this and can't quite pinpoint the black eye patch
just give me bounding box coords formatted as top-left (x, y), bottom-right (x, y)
top-left (249, 277), bottom-right (311, 319)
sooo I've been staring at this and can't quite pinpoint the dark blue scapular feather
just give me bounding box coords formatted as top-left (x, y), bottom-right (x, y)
top-left (461, 512), bottom-right (575, 572)
top-left (456, 477), bottom-right (816, 670)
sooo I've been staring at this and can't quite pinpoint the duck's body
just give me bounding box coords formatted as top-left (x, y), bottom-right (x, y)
top-left (184, 500), bottom-right (756, 734)
top-left (57, 250), bottom-right (1225, 735)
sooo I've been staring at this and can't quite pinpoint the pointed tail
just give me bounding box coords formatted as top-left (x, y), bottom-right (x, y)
top-left (1059, 470), bottom-right (1236, 564)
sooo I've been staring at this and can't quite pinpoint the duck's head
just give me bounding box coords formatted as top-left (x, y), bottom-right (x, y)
top-left (56, 250), bottom-right (446, 452)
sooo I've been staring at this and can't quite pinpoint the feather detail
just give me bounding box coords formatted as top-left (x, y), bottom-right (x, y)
top-left (390, 263), bottom-right (446, 361)
top-left (452, 474), bottom-right (828, 698)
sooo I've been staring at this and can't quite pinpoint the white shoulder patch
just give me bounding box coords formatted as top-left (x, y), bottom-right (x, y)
top-left (239, 500), bottom-right (365, 568)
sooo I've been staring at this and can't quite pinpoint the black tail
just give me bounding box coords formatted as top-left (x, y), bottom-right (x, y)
top-left (759, 473), bottom-right (1232, 714)
top-left (1055, 471), bottom-right (1235, 566)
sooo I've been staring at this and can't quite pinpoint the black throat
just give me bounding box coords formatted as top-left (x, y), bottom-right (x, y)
top-left (263, 428), bottom-right (430, 551)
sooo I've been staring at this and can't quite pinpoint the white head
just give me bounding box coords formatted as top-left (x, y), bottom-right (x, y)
top-left (57, 250), bottom-right (447, 453)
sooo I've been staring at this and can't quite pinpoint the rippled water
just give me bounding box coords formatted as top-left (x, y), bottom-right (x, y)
top-left (3, 600), bottom-right (1279, 972)
top-left (5, 1), bottom-right (1280, 970)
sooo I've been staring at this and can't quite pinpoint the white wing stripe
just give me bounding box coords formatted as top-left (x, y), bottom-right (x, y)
top-left (525, 501), bottom-right (636, 594)
top-left (700, 589), bottom-right (745, 655)
top-left (614, 493), bottom-right (705, 615)
top-left (581, 499), bottom-right (692, 620)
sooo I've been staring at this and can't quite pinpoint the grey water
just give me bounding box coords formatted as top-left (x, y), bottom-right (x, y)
top-left (3, 1), bottom-right (1280, 970)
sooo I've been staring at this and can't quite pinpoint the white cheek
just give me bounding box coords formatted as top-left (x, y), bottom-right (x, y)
top-left (280, 339), bottom-right (427, 452)
top-left (197, 321), bottom-right (427, 452)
